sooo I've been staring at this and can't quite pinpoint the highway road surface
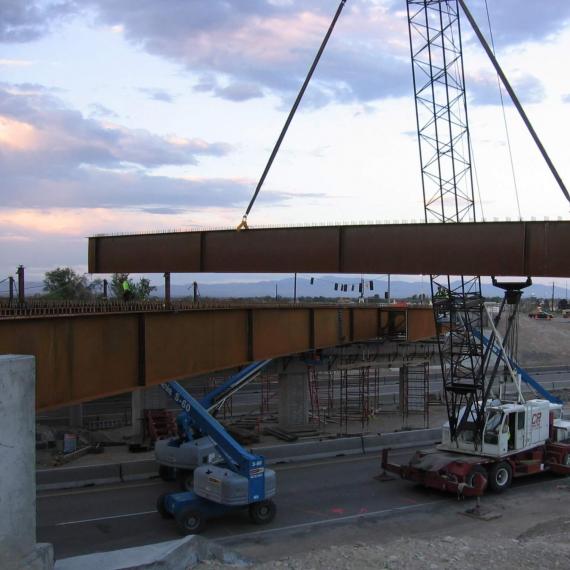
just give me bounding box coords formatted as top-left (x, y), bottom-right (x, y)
top-left (37, 446), bottom-right (562, 562)
top-left (38, 448), bottom-right (437, 559)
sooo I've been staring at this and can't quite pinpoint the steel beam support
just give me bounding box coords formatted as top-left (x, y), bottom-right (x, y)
top-left (0, 305), bottom-right (432, 410)
top-left (88, 221), bottom-right (570, 277)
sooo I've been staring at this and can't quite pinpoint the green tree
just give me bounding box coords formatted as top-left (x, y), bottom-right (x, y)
top-left (43, 267), bottom-right (93, 300)
top-left (134, 277), bottom-right (155, 300)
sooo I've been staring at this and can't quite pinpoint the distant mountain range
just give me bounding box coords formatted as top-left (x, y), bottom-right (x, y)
top-left (3, 277), bottom-right (566, 302)
top-left (154, 277), bottom-right (568, 301)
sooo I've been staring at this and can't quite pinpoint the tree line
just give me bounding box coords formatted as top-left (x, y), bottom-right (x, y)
top-left (42, 267), bottom-right (155, 301)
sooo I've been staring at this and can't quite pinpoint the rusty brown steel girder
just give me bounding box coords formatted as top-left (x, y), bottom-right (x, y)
top-left (0, 305), bottom-right (434, 411)
top-left (88, 221), bottom-right (570, 277)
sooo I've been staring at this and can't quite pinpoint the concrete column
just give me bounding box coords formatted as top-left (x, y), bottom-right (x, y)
top-left (131, 389), bottom-right (145, 441)
top-left (69, 404), bottom-right (83, 428)
top-left (278, 360), bottom-right (309, 427)
top-left (0, 355), bottom-right (53, 569)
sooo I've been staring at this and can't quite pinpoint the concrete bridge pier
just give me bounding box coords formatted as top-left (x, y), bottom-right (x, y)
top-left (278, 359), bottom-right (309, 428)
top-left (0, 355), bottom-right (53, 569)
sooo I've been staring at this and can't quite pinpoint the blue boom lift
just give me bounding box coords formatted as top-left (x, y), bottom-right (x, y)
top-left (155, 360), bottom-right (271, 490)
top-left (156, 371), bottom-right (276, 535)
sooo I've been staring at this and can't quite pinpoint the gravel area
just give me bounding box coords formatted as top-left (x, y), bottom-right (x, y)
top-left (196, 482), bottom-right (570, 570)
top-left (200, 531), bottom-right (570, 570)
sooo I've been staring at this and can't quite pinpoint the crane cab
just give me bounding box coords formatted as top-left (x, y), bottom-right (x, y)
top-left (440, 399), bottom-right (562, 458)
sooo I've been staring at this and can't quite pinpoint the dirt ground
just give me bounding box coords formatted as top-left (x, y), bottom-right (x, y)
top-left (202, 479), bottom-right (570, 569)
top-left (517, 315), bottom-right (570, 366)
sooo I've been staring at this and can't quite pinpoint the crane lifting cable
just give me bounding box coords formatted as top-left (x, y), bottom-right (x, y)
top-left (237, 0), bottom-right (348, 230)
top-left (458, 0), bottom-right (570, 205)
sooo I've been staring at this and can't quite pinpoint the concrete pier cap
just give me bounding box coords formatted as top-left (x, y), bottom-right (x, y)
top-left (0, 355), bottom-right (53, 570)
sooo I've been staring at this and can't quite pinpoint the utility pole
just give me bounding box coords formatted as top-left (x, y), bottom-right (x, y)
top-left (293, 273), bottom-right (297, 303)
top-left (103, 279), bottom-right (108, 299)
top-left (192, 281), bottom-right (198, 303)
top-left (164, 272), bottom-right (171, 308)
top-left (275, 284), bottom-right (278, 301)
top-left (552, 282), bottom-right (555, 314)
top-left (388, 274), bottom-right (391, 303)
top-left (16, 265), bottom-right (25, 304)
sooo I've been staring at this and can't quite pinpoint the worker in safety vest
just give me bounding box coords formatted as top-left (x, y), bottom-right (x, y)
top-left (434, 286), bottom-right (447, 299)
top-left (122, 279), bottom-right (132, 301)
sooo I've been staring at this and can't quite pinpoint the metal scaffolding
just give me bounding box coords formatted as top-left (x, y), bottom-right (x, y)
top-left (400, 361), bottom-right (430, 429)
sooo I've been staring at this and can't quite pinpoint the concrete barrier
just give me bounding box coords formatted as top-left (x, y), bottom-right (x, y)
top-left (54, 535), bottom-right (246, 570)
top-left (120, 459), bottom-right (158, 482)
top-left (362, 428), bottom-right (441, 455)
top-left (38, 428), bottom-right (443, 490)
top-left (37, 463), bottom-right (121, 491)
top-left (258, 436), bottom-right (364, 464)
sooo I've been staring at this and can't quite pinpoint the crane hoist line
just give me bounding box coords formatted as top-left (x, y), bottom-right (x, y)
top-left (237, 0), bottom-right (348, 230)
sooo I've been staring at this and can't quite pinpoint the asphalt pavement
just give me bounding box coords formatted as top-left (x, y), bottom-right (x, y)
top-left (38, 448), bottom-right (443, 560)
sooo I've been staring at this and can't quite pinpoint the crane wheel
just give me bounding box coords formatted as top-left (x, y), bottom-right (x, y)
top-left (488, 461), bottom-right (512, 493)
top-left (175, 507), bottom-right (206, 535)
top-left (156, 493), bottom-right (173, 519)
top-left (248, 500), bottom-right (276, 525)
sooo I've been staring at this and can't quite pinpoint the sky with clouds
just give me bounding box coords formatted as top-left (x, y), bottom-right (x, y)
top-left (1, 0), bottom-right (570, 286)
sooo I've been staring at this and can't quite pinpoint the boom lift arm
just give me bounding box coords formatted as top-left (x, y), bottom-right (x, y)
top-left (157, 379), bottom-right (276, 534)
top-left (160, 381), bottom-right (265, 479)
top-left (201, 360), bottom-right (271, 413)
top-left (155, 360), bottom-right (271, 486)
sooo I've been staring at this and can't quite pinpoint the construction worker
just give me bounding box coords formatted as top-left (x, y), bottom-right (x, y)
top-left (434, 286), bottom-right (447, 300)
top-left (122, 278), bottom-right (132, 301)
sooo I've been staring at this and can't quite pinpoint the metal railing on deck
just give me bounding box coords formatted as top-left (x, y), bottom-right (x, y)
top-left (0, 298), bottom-right (395, 319)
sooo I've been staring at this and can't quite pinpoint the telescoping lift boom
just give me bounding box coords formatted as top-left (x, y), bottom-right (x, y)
top-left (155, 360), bottom-right (271, 490)
top-left (156, 376), bottom-right (276, 534)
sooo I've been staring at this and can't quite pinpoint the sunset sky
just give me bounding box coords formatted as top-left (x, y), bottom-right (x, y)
top-left (1, 1), bottom-right (569, 286)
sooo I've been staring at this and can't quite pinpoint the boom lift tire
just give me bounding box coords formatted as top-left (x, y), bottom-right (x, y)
top-left (488, 461), bottom-right (512, 493)
top-left (177, 468), bottom-right (194, 491)
top-left (175, 507), bottom-right (206, 535)
top-left (248, 499), bottom-right (277, 525)
top-left (156, 493), bottom-right (173, 519)
top-left (465, 465), bottom-right (488, 491)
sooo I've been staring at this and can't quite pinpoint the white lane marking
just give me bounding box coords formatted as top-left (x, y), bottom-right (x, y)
top-left (56, 510), bottom-right (156, 526)
top-left (38, 480), bottom-right (161, 499)
top-left (216, 500), bottom-right (441, 542)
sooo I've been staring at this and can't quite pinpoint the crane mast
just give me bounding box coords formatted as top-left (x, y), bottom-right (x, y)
top-left (406, 0), bottom-right (485, 443)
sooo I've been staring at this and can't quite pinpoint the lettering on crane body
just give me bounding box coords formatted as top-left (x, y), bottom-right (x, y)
top-left (531, 411), bottom-right (542, 429)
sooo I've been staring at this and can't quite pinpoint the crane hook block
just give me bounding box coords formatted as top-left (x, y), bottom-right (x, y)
top-left (236, 216), bottom-right (249, 231)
